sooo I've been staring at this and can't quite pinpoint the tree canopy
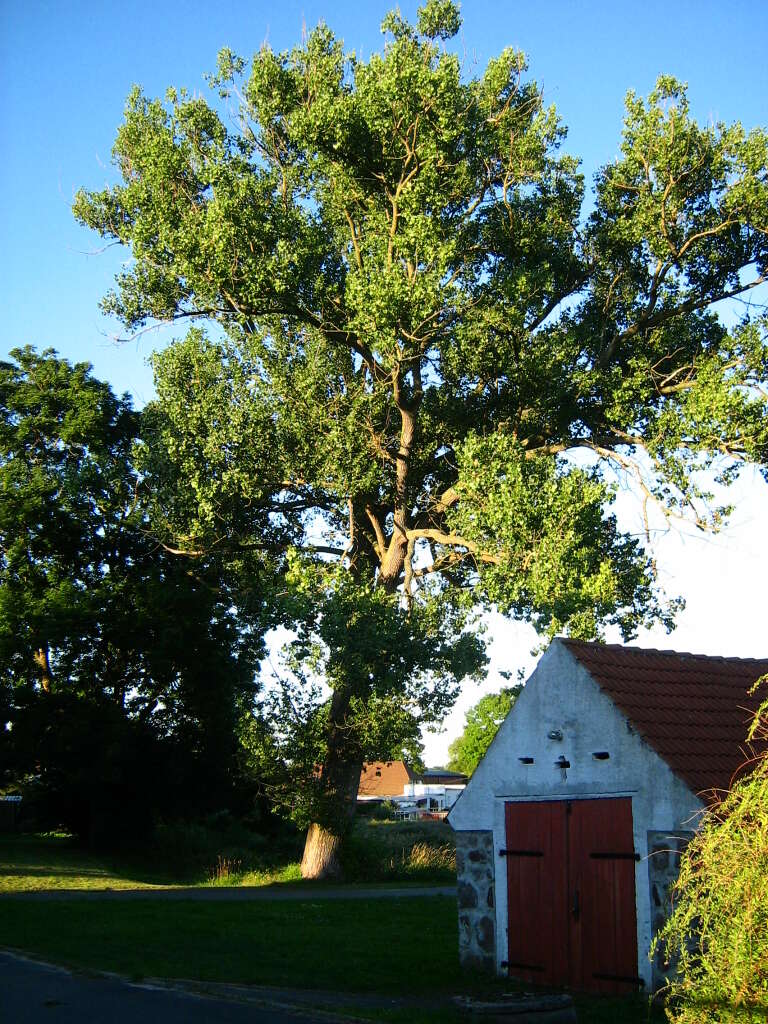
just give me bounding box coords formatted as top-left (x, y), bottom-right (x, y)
top-left (0, 348), bottom-right (266, 841)
top-left (74, 0), bottom-right (768, 874)
top-left (447, 686), bottom-right (522, 776)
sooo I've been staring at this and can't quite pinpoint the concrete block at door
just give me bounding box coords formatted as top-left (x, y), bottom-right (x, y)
top-left (455, 992), bottom-right (576, 1023)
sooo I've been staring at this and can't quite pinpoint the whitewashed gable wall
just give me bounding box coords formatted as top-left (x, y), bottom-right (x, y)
top-left (449, 639), bottom-right (703, 988)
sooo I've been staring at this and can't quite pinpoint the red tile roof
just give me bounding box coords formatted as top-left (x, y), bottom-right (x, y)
top-left (561, 639), bottom-right (768, 799)
top-left (358, 760), bottom-right (416, 798)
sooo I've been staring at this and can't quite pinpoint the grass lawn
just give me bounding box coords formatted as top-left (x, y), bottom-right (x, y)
top-left (0, 831), bottom-right (663, 1022)
top-left (0, 820), bottom-right (456, 892)
top-left (0, 895), bottom-right (456, 991)
top-left (0, 895), bottom-right (663, 1024)
top-left (0, 833), bottom-right (176, 891)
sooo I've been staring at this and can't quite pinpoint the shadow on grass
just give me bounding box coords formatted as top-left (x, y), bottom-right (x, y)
top-left (1, 821), bottom-right (461, 892)
top-left (0, 865), bottom-right (113, 878)
top-left (0, 877), bottom-right (667, 1024)
top-left (0, 834), bottom-right (193, 889)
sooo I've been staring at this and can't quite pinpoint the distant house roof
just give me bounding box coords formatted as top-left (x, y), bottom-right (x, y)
top-left (414, 769), bottom-right (468, 785)
top-left (562, 639), bottom-right (768, 796)
top-left (358, 760), bottom-right (416, 798)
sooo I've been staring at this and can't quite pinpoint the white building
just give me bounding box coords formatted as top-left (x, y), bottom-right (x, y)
top-left (448, 638), bottom-right (767, 993)
top-left (357, 762), bottom-right (466, 816)
top-left (402, 769), bottom-right (467, 814)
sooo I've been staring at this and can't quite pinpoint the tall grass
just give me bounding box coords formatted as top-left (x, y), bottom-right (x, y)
top-left (343, 818), bottom-right (456, 881)
top-left (1, 815), bottom-right (454, 891)
top-left (0, 818), bottom-right (306, 892)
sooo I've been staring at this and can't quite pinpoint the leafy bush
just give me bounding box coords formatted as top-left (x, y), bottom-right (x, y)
top-left (653, 694), bottom-right (768, 1023)
top-left (366, 800), bottom-right (401, 820)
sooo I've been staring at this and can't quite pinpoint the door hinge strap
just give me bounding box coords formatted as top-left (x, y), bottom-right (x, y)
top-left (590, 851), bottom-right (640, 860)
top-left (502, 961), bottom-right (545, 972)
top-left (499, 848), bottom-right (544, 857)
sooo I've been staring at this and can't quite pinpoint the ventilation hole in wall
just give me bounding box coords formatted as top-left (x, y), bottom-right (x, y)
top-left (518, 756), bottom-right (534, 765)
top-left (592, 751), bottom-right (610, 760)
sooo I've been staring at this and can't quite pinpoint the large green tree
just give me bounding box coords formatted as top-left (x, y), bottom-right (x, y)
top-left (0, 346), bottom-right (138, 699)
top-left (75, 1), bottom-right (768, 876)
top-left (0, 348), bottom-right (265, 840)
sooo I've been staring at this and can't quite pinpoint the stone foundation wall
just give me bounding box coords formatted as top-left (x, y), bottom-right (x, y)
top-left (647, 829), bottom-right (695, 990)
top-left (455, 829), bottom-right (496, 972)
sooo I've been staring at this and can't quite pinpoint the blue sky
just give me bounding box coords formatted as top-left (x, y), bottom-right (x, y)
top-left (2, 1), bottom-right (767, 760)
top-left (2, 1), bottom-right (766, 400)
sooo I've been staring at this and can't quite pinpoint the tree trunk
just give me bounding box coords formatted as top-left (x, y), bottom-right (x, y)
top-left (33, 647), bottom-right (53, 693)
top-left (301, 684), bottom-right (363, 880)
top-left (300, 749), bottom-right (362, 879)
top-left (301, 822), bottom-right (345, 879)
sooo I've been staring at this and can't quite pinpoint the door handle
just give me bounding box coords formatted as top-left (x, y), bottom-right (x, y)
top-left (572, 888), bottom-right (580, 921)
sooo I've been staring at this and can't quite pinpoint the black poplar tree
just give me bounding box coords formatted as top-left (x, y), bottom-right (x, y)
top-left (75, 1), bottom-right (767, 875)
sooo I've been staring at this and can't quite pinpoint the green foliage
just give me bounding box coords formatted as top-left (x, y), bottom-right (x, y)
top-left (0, 348), bottom-right (266, 842)
top-left (416, 0), bottom-right (461, 40)
top-left (73, 1), bottom-right (768, 838)
top-left (0, 346), bottom-right (138, 685)
top-left (653, 693), bottom-right (768, 1022)
top-left (9, 692), bottom-right (171, 844)
top-left (449, 434), bottom-right (682, 639)
top-left (447, 686), bottom-right (522, 775)
top-left (240, 560), bottom-right (485, 831)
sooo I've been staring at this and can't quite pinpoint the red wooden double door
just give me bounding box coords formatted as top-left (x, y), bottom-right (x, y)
top-left (504, 797), bottom-right (640, 993)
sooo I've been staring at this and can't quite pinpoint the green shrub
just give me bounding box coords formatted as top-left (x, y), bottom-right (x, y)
top-left (371, 800), bottom-right (401, 820)
top-left (653, 695), bottom-right (768, 1023)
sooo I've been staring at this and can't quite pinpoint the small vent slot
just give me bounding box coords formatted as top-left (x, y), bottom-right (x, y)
top-left (518, 756), bottom-right (534, 765)
top-left (592, 751), bottom-right (610, 760)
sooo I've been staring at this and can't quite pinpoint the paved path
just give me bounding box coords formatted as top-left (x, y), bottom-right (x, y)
top-left (0, 884), bottom-right (456, 901)
top-left (0, 951), bottom-right (361, 1023)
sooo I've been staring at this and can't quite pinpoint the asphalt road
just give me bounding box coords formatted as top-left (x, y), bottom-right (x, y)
top-left (0, 951), bottom-right (353, 1024)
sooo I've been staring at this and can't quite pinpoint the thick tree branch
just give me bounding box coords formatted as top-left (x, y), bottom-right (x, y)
top-left (364, 505), bottom-right (387, 561)
top-left (599, 274), bottom-right (767, 368)
top-left (405, 527), bottom-right (504, 565)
